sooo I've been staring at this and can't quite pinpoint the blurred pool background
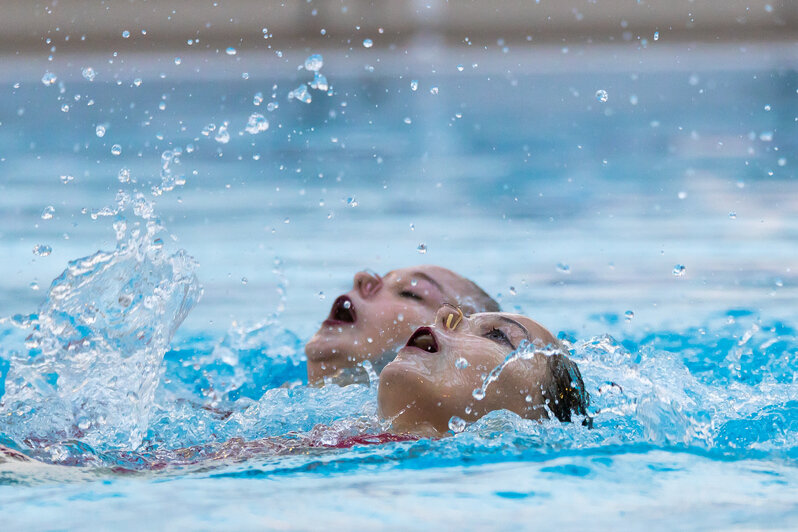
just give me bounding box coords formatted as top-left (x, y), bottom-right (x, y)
top-left (0, 1), bottom-right (797, 529)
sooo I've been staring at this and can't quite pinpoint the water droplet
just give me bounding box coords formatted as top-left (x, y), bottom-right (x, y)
top-left (290, 84), bottom-right (312, 104)
top-left (317, 291), bottom-right (325, 300)
top-left (362, 38), bottom-right (373, 48)
top-left (95, 124), bottom-right (107, 137)
top-left (304, 53), bottom-right (324, 71)
top-left (624, 310), bottom-right (634, 323)
top-left (403, 117), bottom-right (412, 124)
top-left (417, 243), bottom-right (427, 254)
top-left (629, 94), bottom-right (638, 105)
top-left (245, 113), bottom-right (269, 134)
top-left (29, 281), bottom-right (40, 291)
top-left (410, 279), bottom-right (418, 286)
top-left (253, 92), bottom-right (264, 106)
top-left (456, 64), bottom-right (464, 72)
top-left (41, 205), bottom-right (55, 220)
top-left (60, 174), bottom-right (74, 184)
top-left (266, 101), bottom-right (278, 112)
top-left (509, 286), bottom-right (517, 296)
top-left (556, 262), bottom-right (571, 274)
top-left (595, 89), bottom-right (609, 103)
top-left (472, 388), bottom-right (485, 401)
top-left (429, 86), bottom-right (439, 95)
top-left (310, 72), bottom-right (328, 91)
top-left (410, 80), bottom-right (418, 91)
top-left (133, 78), bottom-right (142, 87)
top-left (33, 244), bottom-right (52, 256)
top-left (214, 124), bottom-right (230, 144)
top-left (672, 264), bottom-right (686, 277)
top-left (653, 31), bottom-right (660, 41)
top-left (41, 71), bottom-right (57, 86)
top-left (60, 103), bottom-right (70, 113)
top-left (346, 196), bottom-right (358, 207)
top-left (121, 30), bottom-right (130, 39)
top-left (774, 278), bottom-right (784, 288)
top-left (151, 238), bottom-right (164, 250)
top-left (241, 277), bottom-right (248, 285)
top-left (343, 300), bottom-right (352, 310)
top-left (174, 57), bottom-right (182, 65)
top-left (111, 144), bottom-right (122, 155)
top-left (448, 416), bottom-right (467, 433)
top-left (118, 168), bottom-right (131, 183)
top-left (409, 223), bottom-right (415, 231)
top-left (81, 67), bottom-right (96, 81)
top-left (729, 211), bottom-right (737, 219)
top-left (525, 394), bottom-right (533, 403)
top-left (678, 191), bottom-right (687, 200)
top-left (225, 47), bottom-right (237, 56)
top-left (397, 313), bottom-right (404, 322)
top-left (455, 357), bottom-right (469, 369)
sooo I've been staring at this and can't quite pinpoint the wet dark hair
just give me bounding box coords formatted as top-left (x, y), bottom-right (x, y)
top-left (544, 350), bottom-right (590, 425)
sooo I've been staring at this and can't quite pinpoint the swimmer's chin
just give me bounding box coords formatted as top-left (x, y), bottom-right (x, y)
top-left (305, 330), bottom-right (355, 362)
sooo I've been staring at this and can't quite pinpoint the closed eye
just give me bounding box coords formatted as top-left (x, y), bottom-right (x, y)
top-left (484, 328), bottom-right (514, 348)
top-left (399, 290), bottom-right (423, 301)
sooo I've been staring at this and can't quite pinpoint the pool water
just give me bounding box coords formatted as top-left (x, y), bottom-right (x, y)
top-left (1, 42), bottom-right (797, 528)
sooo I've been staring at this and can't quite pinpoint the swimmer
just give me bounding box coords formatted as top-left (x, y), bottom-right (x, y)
top-left (305, 265), bottom-right (498, 384)
top-left (378, 305), bottom-right (589, 435)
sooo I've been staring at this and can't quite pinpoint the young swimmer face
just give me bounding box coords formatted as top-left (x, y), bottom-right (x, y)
top-left (378, 307), bottom-right (580, 435)
top-left (305, 265), bottom-right (498, 384)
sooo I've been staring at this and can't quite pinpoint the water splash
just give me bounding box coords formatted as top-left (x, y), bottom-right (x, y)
top-left (471, 340), bottom-right (563, 405)
top-left (0, 196), bottom-right (202, 451)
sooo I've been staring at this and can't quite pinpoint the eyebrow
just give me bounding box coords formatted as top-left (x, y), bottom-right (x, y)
top-left (406, 271), bottom-right (445, 294)
top-left (496, 316), bottom-right (531, 341)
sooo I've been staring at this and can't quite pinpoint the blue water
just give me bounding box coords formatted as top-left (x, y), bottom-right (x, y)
top-left (1, 42), bottom-right (797, 529)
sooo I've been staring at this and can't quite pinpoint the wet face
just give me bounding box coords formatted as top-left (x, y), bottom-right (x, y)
top-left (305, 266), bottom-right (485, 384)
top-left (378, 308), bottom-right (562, 435)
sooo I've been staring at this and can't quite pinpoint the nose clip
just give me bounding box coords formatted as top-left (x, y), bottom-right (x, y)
top-left (445, 306), bottom-right (464, 330)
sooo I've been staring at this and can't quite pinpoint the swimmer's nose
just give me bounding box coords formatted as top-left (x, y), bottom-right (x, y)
top-left (354, 270), bottom-right (382, 299)
top-left (435, 304), bottom-right (465, 332)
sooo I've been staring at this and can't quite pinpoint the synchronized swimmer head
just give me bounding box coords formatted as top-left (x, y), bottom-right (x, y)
top-left (304, 265), bottom-right (499, 384)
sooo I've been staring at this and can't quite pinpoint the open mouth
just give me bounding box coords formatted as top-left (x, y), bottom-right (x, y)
top-left (323, 295), bottom-right (357, 325)
top-left (405, 327), bottom-right (439, 353)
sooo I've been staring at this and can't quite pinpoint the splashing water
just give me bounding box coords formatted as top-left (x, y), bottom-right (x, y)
top-left (470, 340), bottom-right (564, 409)
top-left (0, 196), bottom-right (202, 451)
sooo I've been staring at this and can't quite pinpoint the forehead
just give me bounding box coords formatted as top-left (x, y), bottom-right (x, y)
top-left (471, 312), bottom-right (530, 328)
top-left (385, 267), bottom-right (459, 288)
